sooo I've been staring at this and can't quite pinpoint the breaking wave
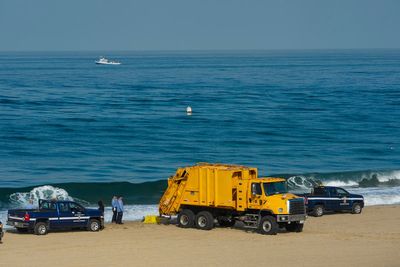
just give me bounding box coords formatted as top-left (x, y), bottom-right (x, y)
top-left (9, 185), bottom-right (74, 206)
top-left (0, 169), bottom-right (399, 224)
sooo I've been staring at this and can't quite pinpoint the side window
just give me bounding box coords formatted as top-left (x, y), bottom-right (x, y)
top-left (69, 203), bottom-right (84, 212)
top-left (40, 201), bottom-right (57, 211)
top-left (313, 187), bottom-right (325, 195)
top-left (251, 183), bottom-right (262, 195)
top-left (336, 188), bottom-right (348, 196)
top-left (59, 203), bottom-right (69, 212)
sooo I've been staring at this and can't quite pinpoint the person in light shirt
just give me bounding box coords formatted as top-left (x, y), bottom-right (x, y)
top-left (111, 196), bottom-right (118, 223)
top-left (116, 196), bottom-right (124, 224)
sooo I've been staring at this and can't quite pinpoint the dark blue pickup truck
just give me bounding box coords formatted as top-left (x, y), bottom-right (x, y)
top-left (7, 199), bottom-right (104, 235)
top-left (303, 186), bottom-right (364, 217)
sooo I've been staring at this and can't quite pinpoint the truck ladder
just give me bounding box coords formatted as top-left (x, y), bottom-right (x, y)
top-left (243, 214), bottom-right (260, 229)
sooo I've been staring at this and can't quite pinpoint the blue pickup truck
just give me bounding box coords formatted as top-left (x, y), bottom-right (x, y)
top-left (303, 186), bottom-right (364, 217)
top-left (7, 199), bottom-right (104, 235)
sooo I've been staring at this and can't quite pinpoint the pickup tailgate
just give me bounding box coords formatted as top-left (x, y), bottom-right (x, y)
top-left (8, 209), bottom-right (29, 220)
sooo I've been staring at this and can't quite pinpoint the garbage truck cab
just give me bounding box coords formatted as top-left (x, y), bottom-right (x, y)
top-left (249, 178), bottom-right (306, 227)
top-left (159, 163), bottom-right (306, 235)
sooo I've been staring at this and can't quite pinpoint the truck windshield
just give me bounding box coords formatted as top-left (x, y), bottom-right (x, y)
top-left (263, 182), bottom-right (288, 196)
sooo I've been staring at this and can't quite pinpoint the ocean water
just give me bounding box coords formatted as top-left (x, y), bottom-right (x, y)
top-left (0, 50), bottom-right (399, 223)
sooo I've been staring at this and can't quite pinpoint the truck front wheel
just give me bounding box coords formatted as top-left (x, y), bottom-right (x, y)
top-left (88, 219), bottom-right (101, 232)
top-left (285, 222), bottom-right (304, 232)
top-left (259, 216), bottom-right (278, 235)
top-left (34, 222), bottom-right (48, 235)
top-left (177, 209), bottom-right (195, 228)
top-left (195, 211), bottom-right (214, 230)
top-left (312, 205), bottom-right (324, 217)
top-left (352, 203), bottom-right (362, 214)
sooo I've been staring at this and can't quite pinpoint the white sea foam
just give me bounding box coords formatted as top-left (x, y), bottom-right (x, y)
top-left (347, 187), bottom-right (400, 206)
top-left (323, 180), bottom-right (359, 187)
top-left (373, 170), bottom-right (400, 182)
top-left (101, 205), bottom-right (159, 223)
top-left (9, 185), bottom-right (72, 206)
top-left (0, 210), bottom-right (8, 228)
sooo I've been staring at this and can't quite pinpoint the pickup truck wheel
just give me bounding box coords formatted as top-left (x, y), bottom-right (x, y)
top-left (259, 216), bottom-right (278, 235)
top-left (88, 219), bottom-right (101, 232)
top-left (312, 205), bottom-right (324, 217)
top-left (352, 203), bottom-right (362, 214)
top-left (285, 222), bottom-right (304, 232)
top-left (177, 209), bottom-right (195, 228)
top-left (34, 222), bottom-right (48, 235)
top-left (195, 211), bottom-right (214, 230)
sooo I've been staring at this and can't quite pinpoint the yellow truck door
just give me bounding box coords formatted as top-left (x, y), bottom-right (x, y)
top-left (248, 182), bottom-right (263, 210)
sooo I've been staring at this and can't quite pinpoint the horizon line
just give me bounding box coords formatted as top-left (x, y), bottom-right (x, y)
top-left (1, 47), bottom-right (400, 53)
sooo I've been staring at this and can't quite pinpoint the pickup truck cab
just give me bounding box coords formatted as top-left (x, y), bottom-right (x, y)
top-left (7, 199), bottom-right (104, 235)
top-left (303, 186), bottom-right (364, 217)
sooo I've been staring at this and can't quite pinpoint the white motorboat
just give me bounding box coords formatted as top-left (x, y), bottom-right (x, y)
top-left (95, 57), bottom-right (121, 65)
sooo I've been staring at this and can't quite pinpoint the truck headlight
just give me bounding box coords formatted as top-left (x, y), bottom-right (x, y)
top-left (278, 208), bottom-right (283, 213)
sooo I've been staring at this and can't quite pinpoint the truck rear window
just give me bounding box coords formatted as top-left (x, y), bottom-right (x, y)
top-left (313, 187), bottom-right (326, 195)
top-left (40, 202), bottom-right (57, 211)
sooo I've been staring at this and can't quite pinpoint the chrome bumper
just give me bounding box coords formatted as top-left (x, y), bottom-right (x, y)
top-left (7, 221), bottom-right (30, 228)
top-left (277, 214), bottom-right (306, 223)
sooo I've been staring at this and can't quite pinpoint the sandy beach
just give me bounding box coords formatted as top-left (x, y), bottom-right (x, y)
top-left (1, 205), bottom-right (399, 267)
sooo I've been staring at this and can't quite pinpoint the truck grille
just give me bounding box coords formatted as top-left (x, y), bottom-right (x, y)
top-left (289, 199), bottom-right (306, 214)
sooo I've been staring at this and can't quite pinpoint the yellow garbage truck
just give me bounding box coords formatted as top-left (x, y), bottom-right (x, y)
top-left (159, 163), bottom-right (306, 235)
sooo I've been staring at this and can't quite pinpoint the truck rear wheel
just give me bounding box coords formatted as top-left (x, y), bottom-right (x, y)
top-left (177, 209), bottom-right (195, 228)
top-left (285, 222), bottom-right (304, 232)
top-left (258, 216), bottom-right (278, 235)
top-left (312, 205), bottom-right (324, 217)
top-left (352, 203), bottom-right (362, 214)
top-left (195, 211), bottom-right (214, 230)
top-left (34, 222), bottom-right (48, 235)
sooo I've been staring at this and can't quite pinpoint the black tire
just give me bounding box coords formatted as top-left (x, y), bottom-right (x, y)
top-left (88, 219), bottom-right (101, 232)
top-left (177, 209), bottom-right (195, 228)
top-left (352, 203), bottom-right (362, 214)
top-left (217, 217), bottom-right (236, 227)
top-left (195, 211), bottom-right (214, 230)
top-left (258, 215), bottom-right (278, 235)
top-left (34, 222), bottom-right (48, 235)
top-left (285, 222), bottom-right (304, 232)
top-left (312, 205), bottom-right (324, 217)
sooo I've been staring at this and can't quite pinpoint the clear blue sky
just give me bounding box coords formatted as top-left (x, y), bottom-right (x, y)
top-left (1, 0), bottom-right (399, 51)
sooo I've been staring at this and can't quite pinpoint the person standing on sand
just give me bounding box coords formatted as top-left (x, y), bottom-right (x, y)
top-left (116, 196), bottom-right (124, 224)
top-left (111, 196), bottom-right (118, 223)
top-left (98, 200), bottom-right (105, 215)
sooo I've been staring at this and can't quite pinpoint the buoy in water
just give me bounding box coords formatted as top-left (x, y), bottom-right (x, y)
top-left (186, 106), bottom-right (192, 115)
